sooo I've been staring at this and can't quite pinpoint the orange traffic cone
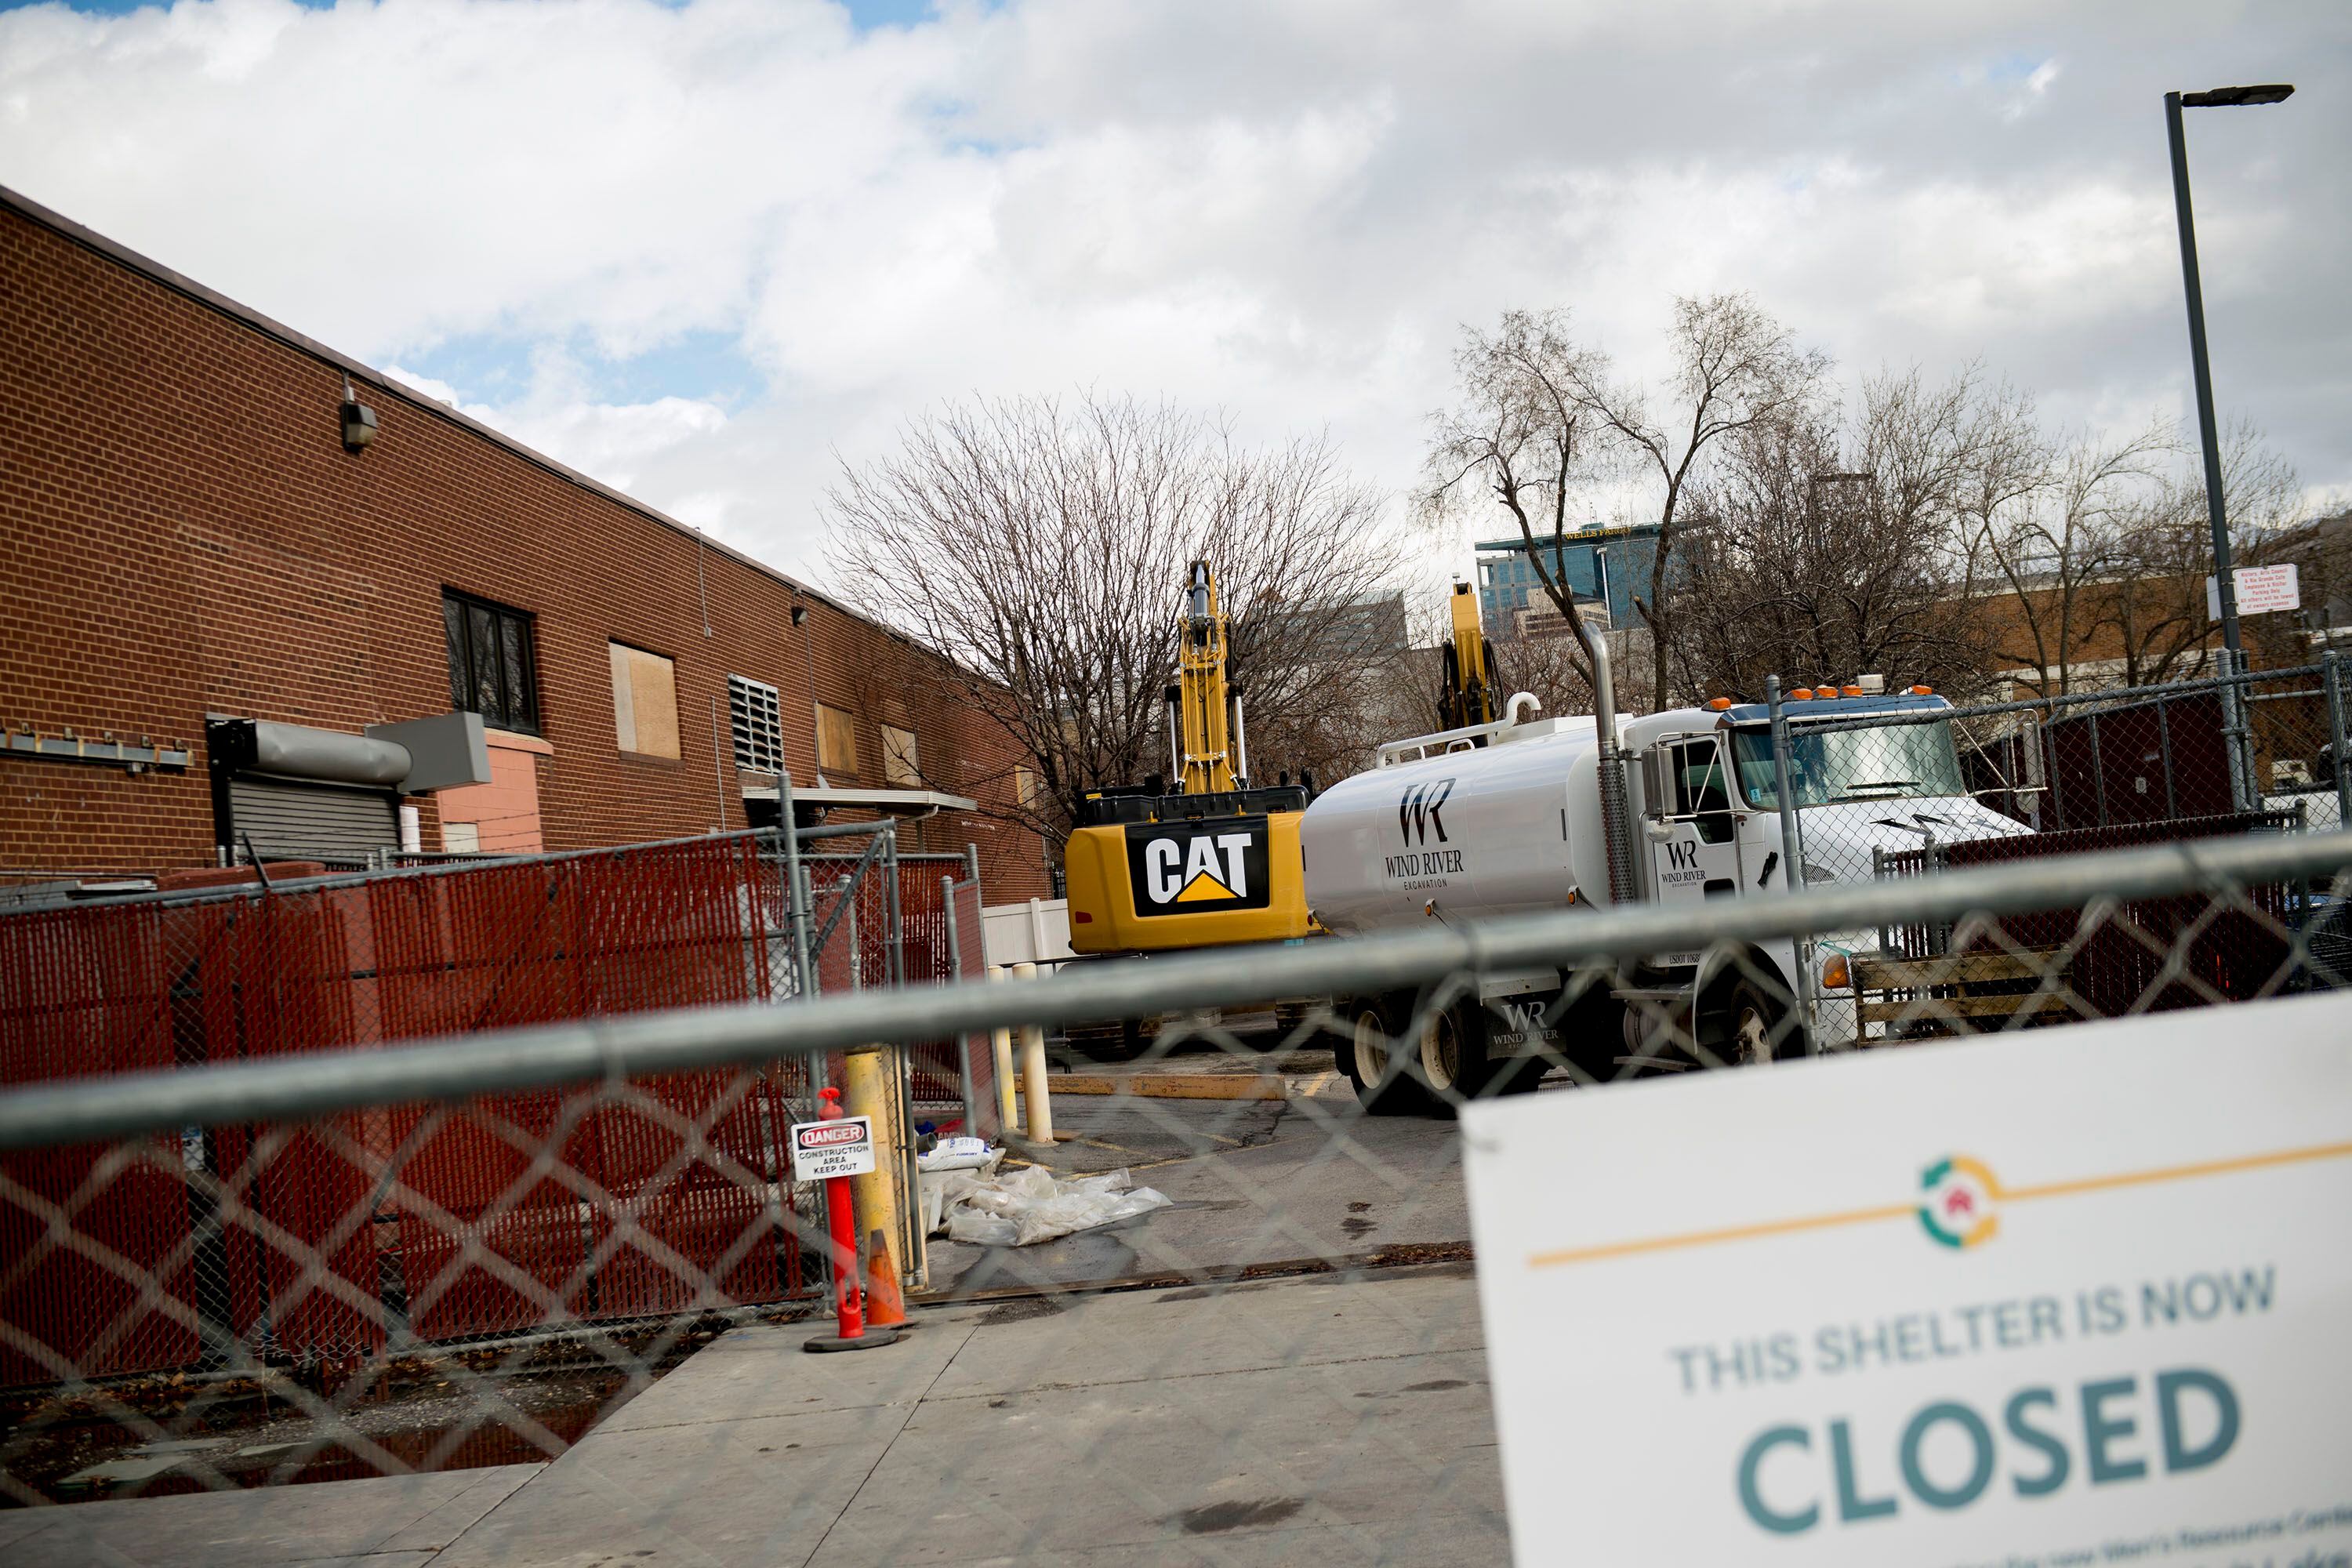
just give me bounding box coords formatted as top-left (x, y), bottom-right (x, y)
top-left (863, 1229), bottom-right (909, 1328)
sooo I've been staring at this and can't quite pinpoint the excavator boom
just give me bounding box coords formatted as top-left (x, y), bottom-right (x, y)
top-left (1438, 581), bottom-right (1500, 736)
top-left (1173, 561), bottom-right (1240, 795)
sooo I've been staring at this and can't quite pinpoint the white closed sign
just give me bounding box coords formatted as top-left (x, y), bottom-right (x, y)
top-left (789, 1115), bottom-right (876, 1181)
top-left (1463, 993), bottom-right (2352, 1563)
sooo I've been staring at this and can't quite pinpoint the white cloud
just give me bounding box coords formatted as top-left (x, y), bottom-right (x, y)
top-left (4, 0), bottom-right (2344, 583)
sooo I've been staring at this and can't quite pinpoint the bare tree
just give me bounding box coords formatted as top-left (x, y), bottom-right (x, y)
top-left (1418, 309), bottom-right (1617, 693)
top-left (1664, 368), bottom-right (2000, 700)
top-left (826, 392), bottom-right (1392, 844)
top-left (1573, 294), bottom-right (1830, 709)
top-left (1958, 415), bottom-right (2175, 699)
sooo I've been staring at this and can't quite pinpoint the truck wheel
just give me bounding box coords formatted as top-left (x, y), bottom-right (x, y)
top-left (1415, 1001), bottom-right (1491, 1117)
top-left (1350, 1000), bottom-right (1429, 1116)
top-left (1726, 978), bottom-right (1797, 1065)
top-left (1068, 1017), bottom-right (1149, 1062)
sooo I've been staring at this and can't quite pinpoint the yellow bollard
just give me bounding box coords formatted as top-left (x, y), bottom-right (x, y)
top-left (988, 967), bottom-right (1018, 1134)
top-left (1014, 961), bottom-right (1052, 1144)
top-left (840, 1044), bottom-right (920, 1294)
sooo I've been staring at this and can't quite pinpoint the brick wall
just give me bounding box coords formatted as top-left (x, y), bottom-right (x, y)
top-left (0, 195), bottom-right (1047, 898)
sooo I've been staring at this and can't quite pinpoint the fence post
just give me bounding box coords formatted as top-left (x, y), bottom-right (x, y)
top-left (2219, 648), bottom-right (2252, 813)
top-left (841, 1043), bottom-right (922, 1295)
top-left (964, 841), bottom-right (981, 884)
top-left (778, 769), bottom-right (814, 999)
top-left (987, 966), bottom-right (1019, 1133)
top-left (2325, 649), bottom-right (2350, 830)
top-left (1871, 845), bottom-right (1889, 955)
top-left (881, 823), bottom-right (905, 989)
top-left (1013, 960), bottom-right (1053, 1142)
top-left (942, 875), bottom-right (978, 1137)
top-left (1766, 677), bottom-right (1819, 1056)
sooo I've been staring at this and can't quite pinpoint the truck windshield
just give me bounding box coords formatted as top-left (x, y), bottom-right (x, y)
top-left (1730, 720), bottom-right (1969, 809)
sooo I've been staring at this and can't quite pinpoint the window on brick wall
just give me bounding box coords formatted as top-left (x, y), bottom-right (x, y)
top-left (441, 590), bottom-right (540, 735)
top-left (609, 643), bottom-right (681, 760)
top-left (882, 724), bottom-right (920, 787)
top-left (728, 675), bottom-right (784, 774)
top-left (817, 703), bottom-right (858, 775)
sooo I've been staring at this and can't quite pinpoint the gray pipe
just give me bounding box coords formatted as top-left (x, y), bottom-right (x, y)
top-left (1231, 691), bottom-right (1248, 787)
top-left (252, 721), bottom-right (409, 787)
top-left (1166, 684), bottom-right (1183, 789)
top-left (1589, 633), bottom-right (1639, 906)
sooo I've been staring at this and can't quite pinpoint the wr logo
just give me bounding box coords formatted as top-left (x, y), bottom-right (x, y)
top-left (1399, 779), bottom-right (1455, 847)
top-left (1664, 840), bottom-right (1699, 871)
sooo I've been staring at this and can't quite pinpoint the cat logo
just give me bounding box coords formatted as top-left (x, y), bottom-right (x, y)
top-left (1125, 816), bottom-right (1272, 916)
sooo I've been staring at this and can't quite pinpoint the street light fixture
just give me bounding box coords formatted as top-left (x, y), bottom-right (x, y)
top-left (2164, 82), bottom-right (2293, 659)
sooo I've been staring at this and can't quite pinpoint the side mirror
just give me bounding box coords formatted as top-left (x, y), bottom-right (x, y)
top-left (1636, 747), bottom-right (1669, 817)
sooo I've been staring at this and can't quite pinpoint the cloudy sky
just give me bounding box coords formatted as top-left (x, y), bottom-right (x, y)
top-left (2, 0), bottom-right (2344, 587)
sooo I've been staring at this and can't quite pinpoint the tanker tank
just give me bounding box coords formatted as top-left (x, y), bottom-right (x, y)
top-left (1300, 717), bottom-right (1621, 936)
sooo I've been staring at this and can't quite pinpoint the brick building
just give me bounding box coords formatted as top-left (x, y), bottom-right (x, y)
top-left (0, 186), bottom-right (1047, 896)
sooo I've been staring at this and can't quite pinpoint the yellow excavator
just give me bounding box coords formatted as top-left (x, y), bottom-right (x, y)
top-left (1437, 580), bottom-right (1501, 737)
top-left (1062, 561), bottom-right (1316, 960)
top-left (1058, 572), bottom-right (1503, 1057)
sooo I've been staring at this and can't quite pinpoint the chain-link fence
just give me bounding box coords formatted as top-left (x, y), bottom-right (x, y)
top-left (2, 825), bottom-right (2347, 1559)
top-left (0, 824), bottom-right (996, 1409)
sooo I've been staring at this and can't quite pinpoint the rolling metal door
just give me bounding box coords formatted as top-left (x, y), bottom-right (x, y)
top-left (227, 775), bottom-right (398, 865)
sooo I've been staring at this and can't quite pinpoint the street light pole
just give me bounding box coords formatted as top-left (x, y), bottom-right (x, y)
top-left (2162, 82), bottom-right (2294, 662)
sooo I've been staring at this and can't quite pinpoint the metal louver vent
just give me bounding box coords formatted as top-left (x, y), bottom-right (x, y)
top-left (728, 674), bottom-right (783, 774)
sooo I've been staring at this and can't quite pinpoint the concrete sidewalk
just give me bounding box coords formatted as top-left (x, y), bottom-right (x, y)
top-left (6, 1265), bottom-right (1504, 1566)
top-left (926, 1080), bottom-right (1473, 1298)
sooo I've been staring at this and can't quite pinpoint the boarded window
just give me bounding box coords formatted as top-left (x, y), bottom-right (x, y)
top-left (1014, 764), bottom-right (1040, 811)
top-left (883, 724), bottom-right (920, 787)
top-left (817, 703), bottom-right (858, 774)
top-left (728, 674), bottom-right (784, 774)
top-left (609, 643), bottom-right (681, 760)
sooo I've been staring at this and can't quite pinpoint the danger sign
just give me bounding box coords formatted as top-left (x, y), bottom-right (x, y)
top-left (789, 1115), bottom-right (876, 1181)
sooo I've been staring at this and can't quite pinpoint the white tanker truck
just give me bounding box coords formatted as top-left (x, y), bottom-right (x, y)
top-left (1300, 662), bottom-right (2029, 1114)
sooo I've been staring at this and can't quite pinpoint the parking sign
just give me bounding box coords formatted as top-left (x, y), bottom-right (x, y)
top-left (789, 1116), bottom-right (877, 1181)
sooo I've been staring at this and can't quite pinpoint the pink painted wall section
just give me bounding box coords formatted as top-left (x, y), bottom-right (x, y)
top-left (434, 731), bottom-right (550, 852)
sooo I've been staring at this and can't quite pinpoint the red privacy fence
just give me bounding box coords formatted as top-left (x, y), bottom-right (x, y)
top-left (0, 830), bottom-right (980, 1387)
top-left (1878, 813), bottom-right (2304, 1018)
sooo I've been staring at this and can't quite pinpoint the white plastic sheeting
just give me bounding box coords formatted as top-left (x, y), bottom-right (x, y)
top-left (931, 1163), bottom-right (1172, 1247)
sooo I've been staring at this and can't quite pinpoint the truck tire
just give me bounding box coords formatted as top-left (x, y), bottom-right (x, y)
top-left (1067, 1015), bottom-right (1149, 1062)
top-left (1415, 1000), bottom-right (1497, 1118)
top-left (1724, 977), bottom-right (1798, 1065)
top-left (1348, 999), bottom-right (1431, 1116)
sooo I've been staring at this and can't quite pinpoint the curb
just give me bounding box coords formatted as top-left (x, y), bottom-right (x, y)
top-left (1042, 1073), bottom-right (1289, 1102)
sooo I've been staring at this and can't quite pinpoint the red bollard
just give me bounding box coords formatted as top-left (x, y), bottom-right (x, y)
top-left (803, 1087), bottom-right (902, 1354)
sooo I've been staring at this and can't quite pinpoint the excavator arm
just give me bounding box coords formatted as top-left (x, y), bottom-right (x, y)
top-left (1438, 581), bottom-right (1501, 735)
top-left (1171, 560), bottom-right (1242, 794)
